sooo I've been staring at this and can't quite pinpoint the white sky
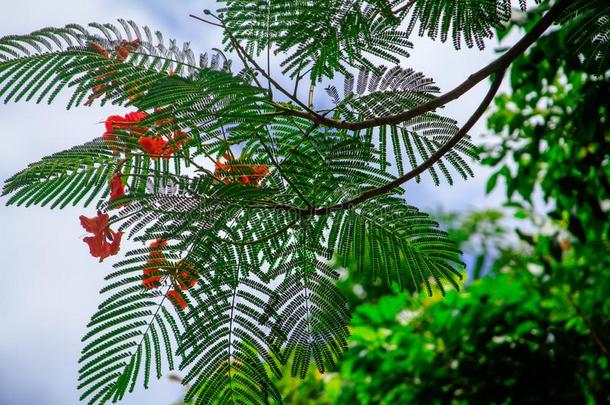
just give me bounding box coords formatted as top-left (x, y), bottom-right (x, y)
top-left (0, 2), bottom-right (517, 404)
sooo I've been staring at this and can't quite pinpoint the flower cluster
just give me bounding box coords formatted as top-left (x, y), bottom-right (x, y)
top-left (85, 39), bottom-right (142, 105)
top-left (102, 110), bottom-right (190, 160)
top-left (79, 213), bottom-right (123, 262)
top-left (103, 111), bottom-right (148, 154)
top-left (81, 108), bottom-right (189, 262)
top-left (214, 153), bottom-right (270, 186)
top-left (79, 42), bottom-right (192, 277)
top-left (142, 239), bottom-right (198, 311)
top-left (139, 129), bottom-right (190, 159)
top-left (80, 171), bottom-right (127, 262)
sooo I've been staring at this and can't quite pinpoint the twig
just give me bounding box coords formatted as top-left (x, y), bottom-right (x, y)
top-left (189, 14), bottom-right (225, 29)
top-left (221, 24), bottom-right (315, 114)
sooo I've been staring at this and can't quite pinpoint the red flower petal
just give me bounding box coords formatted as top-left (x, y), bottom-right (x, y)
top-left (142, 267), bottom-right (162, 289)
top-left (79, 213), bottom-right (109, 235)
top-left (116, 46), bottom-right (129, 61)
top-left (80, 214), bottom-right (122, 262)
top-left (175, 261), bottom-right (198, 290)
top-left (109, 173), bottom-right (126, 202)
top-left (83, 235), bottom-right (106, 262)
top-left (139, 136), bottom-right (167, 159)
top-left (149, 239), bottom-right (168, 258)
top-left (107, 229), bottom-right (123, 257)
top-left (89, 43), bottom-right (109, 59)
top-left (124, 111), bottom-right (148, 123)
top-left (105, 115), bottom-right (126, 132)
top-left (167, 289), bottom-right (187, 310)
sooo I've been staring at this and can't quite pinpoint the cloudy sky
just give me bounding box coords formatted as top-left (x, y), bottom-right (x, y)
top-left (0, 2), bottom-right (515, 404)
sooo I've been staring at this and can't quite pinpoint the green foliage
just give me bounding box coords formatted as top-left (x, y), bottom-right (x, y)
top-left (485, 14), bottom-right (610, 246)
top-left (300, 267), bottom-right (610, 404)
top-left (0, 21), bottom-right (221, 107)
top-left (220, 0), bottom-right (412, 81)
top-left (329, 196), bottom-right (464, 294)
top-left (180, 258), bottom-right (283, 405)
top-left (2, 139), bottom-right (118, 208)
top-left (403, 0), bottom-right (540, 49)
top-left (560, 0), bottom-right (610, 75)
top-left (264, 232), bottom-right (350, 379)
top-left (79, 255), bottom-right (186, 403)
top-left (326, 66), bottom-right (477, 184)
top-left (1, 1), bottom-right (609, 404)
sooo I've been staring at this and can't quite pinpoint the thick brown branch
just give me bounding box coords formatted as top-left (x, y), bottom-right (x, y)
top-left (271, 70), bottom-right (505, 216)
top-left (275, 0), bottom-right (569, 131)
top-left (309, 70), bottom-right (505, 215)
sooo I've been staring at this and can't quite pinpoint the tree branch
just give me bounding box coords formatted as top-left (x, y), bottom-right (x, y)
top-left (271, 70), bottom-right (505, 216)
top-left (274, 0), bottom-right (569, 131)
top-left (192, 0), bottom-right (568, 218)
top-left (189, 14), bottom-right (224, 29)
top-left (309, 69), bottom-right (506, 215)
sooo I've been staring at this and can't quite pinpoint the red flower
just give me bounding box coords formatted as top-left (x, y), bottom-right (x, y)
top-left (103, 112), bottom-right (149, 153)
top-left (79, 213), bottom-right (123, 262)
top-left (109, 173), bottom-right (125, 202)
top-left (214, 160), bottom-right (230, 175)
top-left (149, 238), bottom-right (168, 257)
top-left (116, 46), bottom-right (129, 61)
top-left (167, 289), bottom-right (187, 310)
top-left (142, 267), bottom-right (162, 289)
top-left (139, 136), bottom-right (168, 158)
top-left (162, 131), bottom-right (190, 158)
top-left (175, 260), bottom-right (198, 291)
top-left (142, 239), bottom-right (168, 288)
top-left (249, 164), bottom-right (270, 185)
top-left (123, 39), bottom-right (142, 51)
top-left (115, 39), bottom-right (141, 61)
top-left (89, 42), bottom-right (109, 59)
top-left (214, 153), bottom-right (269, 186)
top-left (80, 213), bottom-right (110, 235)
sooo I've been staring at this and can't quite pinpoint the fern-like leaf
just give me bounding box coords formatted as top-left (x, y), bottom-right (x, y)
top-left (179, 253), bottom-right (283, 405)
top-left (263, 228), bottom-right (351, 379)
top-left (560, 0), bottom-right (610, 75)
top-left (401, 0), bottom-right (541, 50)
top-left (326, 66), bottom-right (477, 185)
top-left (78, 248), bottom-right (186, 404)
top-left (328, 195), bottom-right (464, 295)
